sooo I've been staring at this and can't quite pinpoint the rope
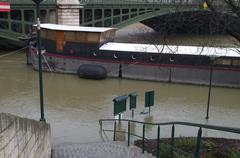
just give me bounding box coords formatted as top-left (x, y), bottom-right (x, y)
top-left (42, 54), bottom-right (53, 73)
top-left (107, 61), bottom-right (140, 74)
top-left (0, 46), bottom-right (28, 59)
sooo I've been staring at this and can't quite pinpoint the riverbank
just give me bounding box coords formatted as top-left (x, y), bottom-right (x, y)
top-left (135, 137), bottom-right (240, 158)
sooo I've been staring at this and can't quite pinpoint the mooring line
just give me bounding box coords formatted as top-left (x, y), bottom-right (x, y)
top-left (0, 46), bottom-right (28, 59)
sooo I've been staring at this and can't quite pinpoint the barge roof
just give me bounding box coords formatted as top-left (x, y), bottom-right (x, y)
top-left (39, 24), bottom-right (116, 33)
top-left (100, 42), bottom-right (240, 58)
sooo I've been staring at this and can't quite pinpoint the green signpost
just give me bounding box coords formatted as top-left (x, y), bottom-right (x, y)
top-left (145, 91), bottom-right (155, 114)
top-left (113, 95), bottom-right (128, 121)
top-left (129, 92), bottom-right (138, 118)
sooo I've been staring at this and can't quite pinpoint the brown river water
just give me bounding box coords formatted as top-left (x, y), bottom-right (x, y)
top-left (0, 23), bottom-right (240, 146)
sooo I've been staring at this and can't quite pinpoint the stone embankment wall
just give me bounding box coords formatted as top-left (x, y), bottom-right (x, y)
top-left (0, 113), bottom-right (51, 158)
top-left (57, 0), bottom-right (81, 26)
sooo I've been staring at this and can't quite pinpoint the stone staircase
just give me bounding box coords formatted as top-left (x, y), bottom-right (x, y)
top-left (52, 141), bottom-right (155, 158)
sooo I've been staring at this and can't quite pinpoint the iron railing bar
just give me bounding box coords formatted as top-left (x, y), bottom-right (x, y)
top-left (99, 119), bottom-right (240, 134)
top-left (102, 129), bottom-right (151, 140)
top-left (102, 129), bottom-right (200, 157)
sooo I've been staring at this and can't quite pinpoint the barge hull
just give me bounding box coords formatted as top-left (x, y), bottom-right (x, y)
top-left (28, 50), bottom-right (240, 88)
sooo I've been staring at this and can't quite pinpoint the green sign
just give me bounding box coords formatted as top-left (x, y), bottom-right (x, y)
top-left (113, 95), bottom-right (128, 116)
top-left (129, 92), bottom-right (138, 110)
top-left (145, 91), bottom-right (154, 107)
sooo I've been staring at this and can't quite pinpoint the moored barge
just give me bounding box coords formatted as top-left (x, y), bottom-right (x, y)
top-left (27, 24), bottom-right (240, 88)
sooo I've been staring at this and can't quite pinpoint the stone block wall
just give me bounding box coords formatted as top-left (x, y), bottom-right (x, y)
top-left (57, 0), bottom-right (81, 26)
top-left (0, 113), bottom-right (51, 158)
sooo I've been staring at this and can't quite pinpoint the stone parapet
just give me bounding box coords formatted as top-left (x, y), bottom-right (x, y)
top-left (0, 113), bottom-right (51, 158)
top-left (57, 0), bottom-right (81, 26)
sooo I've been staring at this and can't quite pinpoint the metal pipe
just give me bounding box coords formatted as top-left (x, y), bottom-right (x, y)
top-left (142, 124), bottom-right (145, 153)
top-left (206, 61), bottom-right (213, 119)
top-left (171, 124), bottom-right (175, 158)
top-left (34, 0), bottom-right (45, 122)
top-left (128, 121), bottom-right (130, 146)
top-left (194, 128), bottom-right (202, 158)
top-left (113, 120), bottom-right (116, 141)
top-left (157, 125), bottom-right (160, 158)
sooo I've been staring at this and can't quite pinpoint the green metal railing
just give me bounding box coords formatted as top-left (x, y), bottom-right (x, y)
top-left (99, 119), bottom-right (240, 158)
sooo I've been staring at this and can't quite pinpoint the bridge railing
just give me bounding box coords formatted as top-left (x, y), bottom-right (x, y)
top-left (79, 0), bottom-right (203, 5)
top-left (99, 118), bottom-right (240, 158)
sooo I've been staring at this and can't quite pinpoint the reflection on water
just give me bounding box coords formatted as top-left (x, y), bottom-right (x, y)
top-left (0, 25), bottom-right (240, 146)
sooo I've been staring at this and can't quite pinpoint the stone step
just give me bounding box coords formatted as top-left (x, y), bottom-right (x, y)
top-left (52, 141), bottom-right (155, 158)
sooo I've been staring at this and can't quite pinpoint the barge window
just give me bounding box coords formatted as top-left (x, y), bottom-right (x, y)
top-left (41, 29), bottom-right (47, 38)
top-left (24, 10), bottom-right (34, 22)
top-left (0, 21), bottom-right (9, 29)
top-left (87, 33), bottom-right (99, 43)
top-left (46, 30), bottom-right (56, 40)
top-left (65, 32), bottom-right (75, 42)
top-left (232, 59), bottom-right (240, 66)
top-left (76, 32), bottom-right (87, 42)
top-left (40, 10), bottom-right (47, 23)
top-left (11, 10), bottom-right (21, 20)
top-left (11, 22), bottom-right (22, 33)
top-left (0, 12), bottom-right (8, 19)
top-left (215, 58), bottom-right (231, 65)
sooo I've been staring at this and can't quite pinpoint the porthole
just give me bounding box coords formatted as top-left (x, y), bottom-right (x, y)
top-left (114, 53), bottom-right (118, 59)
top-left (170, 57), bottom-right (174, 63)
top-left (131, 55), bottom-right (136, 60)
top-left (93, 52), bottom-right (97, 57)
top-left (150, 56), bottom-right (156, 61)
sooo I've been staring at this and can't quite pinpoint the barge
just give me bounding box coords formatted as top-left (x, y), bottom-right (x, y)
top-left (27, 24), bottom-right (240, 87)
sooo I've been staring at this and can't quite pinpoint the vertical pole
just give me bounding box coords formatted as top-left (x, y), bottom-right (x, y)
top-left (119, 64), bottom-right (122, 78)
top-left (194, 128), bottom-right (202, 158)
top-left (157, 125), bottom-right (160, 158)
top-left (171, 124), bottom-right (175, 158)
top-left (100, 121), bottom-right (102, 131)
top-left (118, 114), bottom-right (121, 123)
top-left (113, 120), bottom-right (116, 141)
top-left (128, 121), bottom-right (130, 146)
top-left (132, 110), bottom-right (134, 119)
top-left (206, 61), bottom-right (213, 119)
top-left (142, 124), bottom-right (145, 153)
top-left (36, 1), bottom-right (45, 122)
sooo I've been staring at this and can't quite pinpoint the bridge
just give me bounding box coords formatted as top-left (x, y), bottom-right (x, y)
top-left (78, 0), bottom-right (206, 28)
top-left (0, 0), bottom-right (237, 48)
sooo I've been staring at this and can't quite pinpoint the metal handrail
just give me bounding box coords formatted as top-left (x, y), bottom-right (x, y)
top-left (99, 118), bottom-right (240, 158)
top-left (99, 119), bottom-right (240, 134)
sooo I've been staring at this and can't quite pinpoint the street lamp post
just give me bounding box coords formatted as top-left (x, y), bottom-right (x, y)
top-left (32, 0), bottom-right (45, 122)
top-left (206, 56), bottom-right (215, 120)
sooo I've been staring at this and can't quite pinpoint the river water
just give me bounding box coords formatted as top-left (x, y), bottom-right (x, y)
top-left (0, 23), bottom-right (240, 146)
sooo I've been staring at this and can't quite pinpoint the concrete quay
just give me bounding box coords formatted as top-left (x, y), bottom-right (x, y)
top-left (52, 141), bottom-right (155, 158)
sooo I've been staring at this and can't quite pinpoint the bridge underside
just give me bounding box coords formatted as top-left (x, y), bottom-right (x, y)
top-left (141, 11), bottom-right (240, 35)
top-left (80, 5), bottom-right (240, 37)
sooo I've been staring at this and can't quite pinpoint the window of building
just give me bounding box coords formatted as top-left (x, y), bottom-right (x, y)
top-left (0, 12), bottom-right (8, 19)
top-left (40, 10), bottom-right (47, 23)
top-left (11, 10), bottom-right (21, 20)
top-left (0, 21), bottom-right (9, 29)
top-left (25, 24), bottom-right (32, 34)
top-left (11, 22), bottom-right (22, 33)
top-left (24, 10), bottom-right (34, 22)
